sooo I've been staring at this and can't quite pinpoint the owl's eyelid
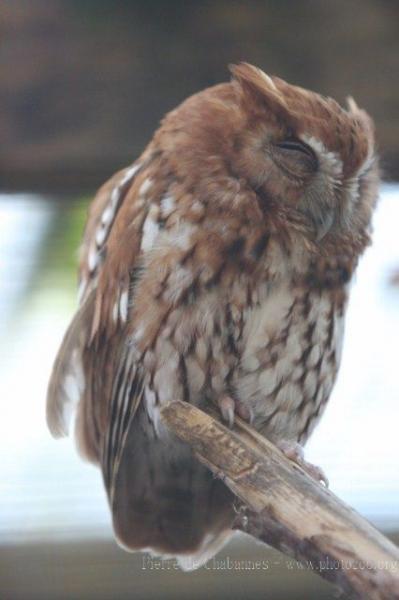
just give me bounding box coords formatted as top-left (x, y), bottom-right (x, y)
top-left (275, 138), bottom-right (315, 158)
top-left (274, 138), bottom-right (318, 170)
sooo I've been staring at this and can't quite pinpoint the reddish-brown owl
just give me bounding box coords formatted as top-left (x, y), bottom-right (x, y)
top-left (47, 63), bottom-right (379, 569)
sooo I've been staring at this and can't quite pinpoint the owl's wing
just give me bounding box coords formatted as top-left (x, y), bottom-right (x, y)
top-left (46, 159), bottom-right (148, 494)
top-left (78, 163), bottom-right (143, 306)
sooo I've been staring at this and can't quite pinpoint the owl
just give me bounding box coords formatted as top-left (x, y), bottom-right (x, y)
top-left (47, 63), bottom-right (379, 569)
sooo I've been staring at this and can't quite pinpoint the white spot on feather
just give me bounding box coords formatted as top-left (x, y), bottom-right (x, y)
top-left (59, 348), bottom-right (85, 434)
top-left (139, 177), bottom-right (152, 196)
top-left (161, 194), bottom-right (176, 217)
top-left (121, 163), bottom-right (141, 185)
top-left (88, 246), bottom-right (98, 271)
top-left (95, 225), bottom-right (107, 247)
top-left (100, 162), bottom-right (141, 230)
top-left (112, 301), bottom-right (119, 323)
top-left (101, 204), bottom-right (114, 227)
top-left (144, 387), bottom-right (162, 433)
top-left (141, 214), bottom-right (160, 252)
top-left (119, 290), bottom-right (129, 322)
top-left (109, 186), bottom-right (119, 209)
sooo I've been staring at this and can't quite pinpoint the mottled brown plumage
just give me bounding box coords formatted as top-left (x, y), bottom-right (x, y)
top-left (47, 63), bottom-right (379, 568)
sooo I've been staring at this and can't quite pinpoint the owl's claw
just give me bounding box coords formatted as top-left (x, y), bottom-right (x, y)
top-left (278, 440), bottom-right (329, 487)
top-left (218, 396), bottom-right (235, 428)
top-left (217, 395), bottom-right (254, 428)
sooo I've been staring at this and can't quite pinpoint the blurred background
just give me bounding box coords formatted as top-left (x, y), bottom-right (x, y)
top-left (1, 1), bottom-right (398, 599)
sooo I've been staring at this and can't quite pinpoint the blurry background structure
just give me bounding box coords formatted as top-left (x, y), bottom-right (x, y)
top-left (2, 0), bottom-right (399, 191)
top-left (1, 2), bottom-right (398, 599)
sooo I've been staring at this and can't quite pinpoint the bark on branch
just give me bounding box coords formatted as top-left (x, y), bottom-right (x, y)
top-left (161, 401), bottom-right (399, 600)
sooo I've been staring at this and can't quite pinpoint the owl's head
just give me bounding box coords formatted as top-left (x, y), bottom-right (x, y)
top-left (161, 63), bottom-right (378, 245)
top-left (227, 63), bottom-right (378, 241)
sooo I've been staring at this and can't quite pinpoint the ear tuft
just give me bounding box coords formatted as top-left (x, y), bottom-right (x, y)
top-left (346, 96), bottom-right (360, 114)
top-left (229, 62), bottom-right (289, 118)
top-left (229, 62), bottom-right (277, 93)
top-left (346, 95), bottom-right (375, 144)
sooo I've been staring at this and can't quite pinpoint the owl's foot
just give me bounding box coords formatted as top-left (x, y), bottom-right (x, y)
top-left (278, 440), bottom-right (329, 487)
top-left (217, 395), bottom-right (254, 428)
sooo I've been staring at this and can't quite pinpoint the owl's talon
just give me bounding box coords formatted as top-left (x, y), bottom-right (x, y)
top-left (278, 440), bottom-right (329, 487)
top-left (218, 396), bottom-right (235, 428)
top-left (236, 401), bottom-right (254, 424)
top-left (218, 395), bottom-right (254, 428)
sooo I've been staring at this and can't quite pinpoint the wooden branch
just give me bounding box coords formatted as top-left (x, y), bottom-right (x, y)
top-left (161, 401), bottom-right (399, 600)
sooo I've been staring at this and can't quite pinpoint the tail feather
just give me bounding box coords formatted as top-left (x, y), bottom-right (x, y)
top-left (110, 407), bottom-right (235, 566)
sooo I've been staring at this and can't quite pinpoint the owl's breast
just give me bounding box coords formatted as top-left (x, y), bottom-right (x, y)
top-left (232, 281), bottom-right (347, 443)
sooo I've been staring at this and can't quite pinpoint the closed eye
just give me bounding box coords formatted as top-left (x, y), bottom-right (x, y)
top-left (272, 137), bottom-right (319, 176)
top-left (275, 138), bottom-right (317, 162)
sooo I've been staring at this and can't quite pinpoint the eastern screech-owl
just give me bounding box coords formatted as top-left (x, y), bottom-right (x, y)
top-left (47, 63), bottom-right (379, 569)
